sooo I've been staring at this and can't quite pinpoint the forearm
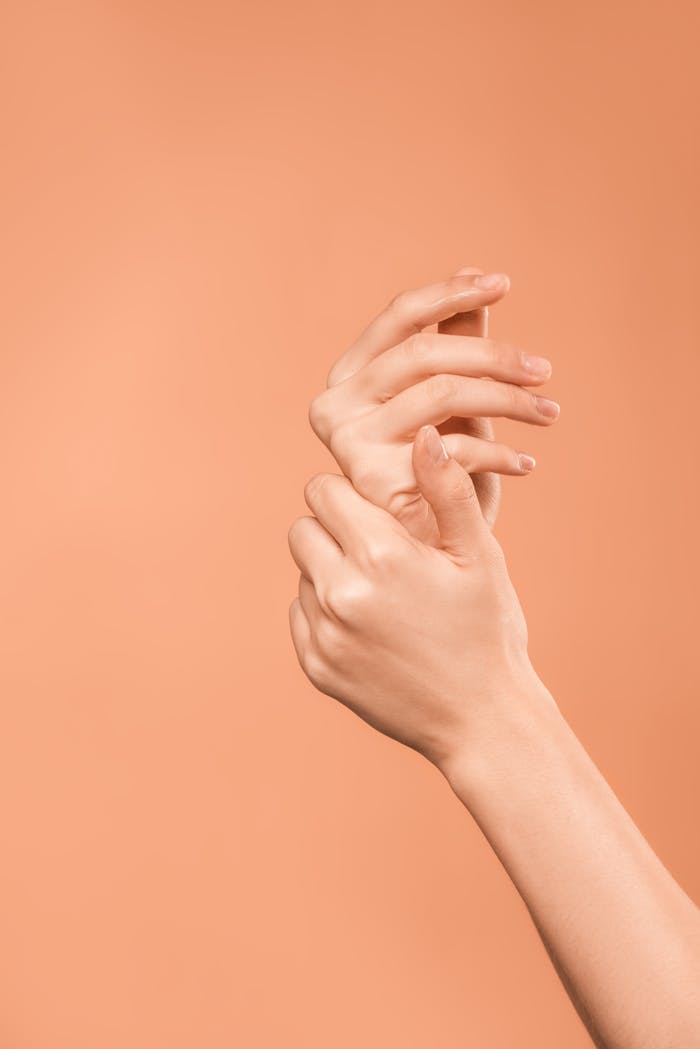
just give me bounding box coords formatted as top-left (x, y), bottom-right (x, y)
top-left (290, 420), bottom-right (700, 1046)
top-left (442, 683), bottom-right (700, 1049)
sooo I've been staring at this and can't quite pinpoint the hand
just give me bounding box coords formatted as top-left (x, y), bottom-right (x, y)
top-left (289, 432), bottom-right (700, 1049)
top-left (288, 425), bottom-right (554, 774)
top-left (309, 269), bottom-right (558, 545)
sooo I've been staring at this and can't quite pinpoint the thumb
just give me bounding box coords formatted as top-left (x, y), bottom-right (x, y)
top-left (412, 425), bottom-right (488, 558)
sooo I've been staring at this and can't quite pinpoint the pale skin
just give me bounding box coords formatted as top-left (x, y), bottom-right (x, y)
top-left (308, 266), bottom-right (559, 543)
top-left (288, 274), bottom-right (700, 1049)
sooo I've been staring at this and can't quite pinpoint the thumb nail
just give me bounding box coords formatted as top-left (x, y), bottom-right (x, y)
top-left (423, 425), bottom-right (449, 464)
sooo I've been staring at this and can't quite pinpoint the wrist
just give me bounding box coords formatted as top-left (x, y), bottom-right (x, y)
top-left (436, 671), bottom-right (564, 806)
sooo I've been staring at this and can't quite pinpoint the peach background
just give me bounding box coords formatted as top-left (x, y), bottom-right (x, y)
top-left (1, 1), bottom-right (699, 1045)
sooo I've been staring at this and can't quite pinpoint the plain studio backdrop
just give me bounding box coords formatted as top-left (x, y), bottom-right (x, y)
top-left (1, 1), bottom-right (699, 1046)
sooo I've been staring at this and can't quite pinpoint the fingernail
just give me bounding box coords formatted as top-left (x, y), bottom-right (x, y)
top-left (423, 425), bottom-right (449, 463)
top-left (520, 352), bottom-right (552, 379)
top-left (473, 272), bottom-right (509, 290)
top-left (534, 396), bottom-right (560, 419)
top-left (518, 453), bottom-right (537, 472)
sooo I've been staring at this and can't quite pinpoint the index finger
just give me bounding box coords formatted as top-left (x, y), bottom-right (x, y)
top-left (327, 271), bottom-right (510, 388)
top-left (303, 472), bottom-right (405, 560)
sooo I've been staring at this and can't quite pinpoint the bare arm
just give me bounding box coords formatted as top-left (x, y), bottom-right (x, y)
top-left (288, 428), bottom-right (700, 1049)
top-left (445, 685), bottom-right (700, 1049)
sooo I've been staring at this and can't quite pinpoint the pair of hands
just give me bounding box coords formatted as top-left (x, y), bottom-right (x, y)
top-left (289, 267), bottom-right (559, 775)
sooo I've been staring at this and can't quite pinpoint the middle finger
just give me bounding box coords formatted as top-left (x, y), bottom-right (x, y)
top-left (368, 374), bottom-right (561, 439)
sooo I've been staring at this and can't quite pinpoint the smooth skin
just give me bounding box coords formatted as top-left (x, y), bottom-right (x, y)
top-left (309, 267), bottom-right (559, 543)
top-left (288, 280), bottom-right (700, 1048)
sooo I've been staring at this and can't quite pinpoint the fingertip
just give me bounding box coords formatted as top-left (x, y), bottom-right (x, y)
top-left (517, 453), bottom-right (537, 473)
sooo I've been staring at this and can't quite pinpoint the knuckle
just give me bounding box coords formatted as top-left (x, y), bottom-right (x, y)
top-left (314, 613), bottom-right (342, 655)
top-left (525, 387), bottom-right (541, 413)
top-left (480, 339), bottom-right (519, 375)
top-left (304, 472), bottom-right (330, 506)
top-left (509, 382), bottom-right (540, 415)
top-left (325, 576), bottom-right (372, 621)
top-left (387, 288), bottom-right (411, 316)
top-left (362, 536), bottom-right (401, 571)
top-left (328, 419), bottom-right (355, 462)
top-left (326, 359), bottom-right (348, 387)
top-left (308, 391), bottom-right (333, 440)
top-left (363, 540), bottom-right (390, 568)
top-left (387, 289), bottom-right (421, 333)
top-left (324, 583), bottom-right (350, 619)
top-left (502, 381), bottom-right (525, 411)
top-left (401, 332), bottom-right (430, 362)
top-left (425, 372), bottom-right (459, 403)
top-left (513, 346), bottom-right (531, 373)
top-left (324, 583), bottom-right (353, 620)
top-left (302, 648), bottom-right (330, 691)
top-left (451, 474), bottom-right (479, 507)
top-left (383, 486), bottom-right (412, 521)
top-left (347, 459), bottom-right (379, 502)
top-left (489, 339), bottom-right (516, 372)
top-left (513, 346), bottom-right (534, 376)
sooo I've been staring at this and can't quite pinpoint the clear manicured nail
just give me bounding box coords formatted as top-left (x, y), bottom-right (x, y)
top-left (474, 272), bottom-right (509, 290)
top-left (534, 396), bottom-right (560, 419)
top-left (520, 352), bottom-right (552, 379)
top-left (423, 425), bottom-right (449, 463)
top-left (518, 453), bottom-right (537, 472)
